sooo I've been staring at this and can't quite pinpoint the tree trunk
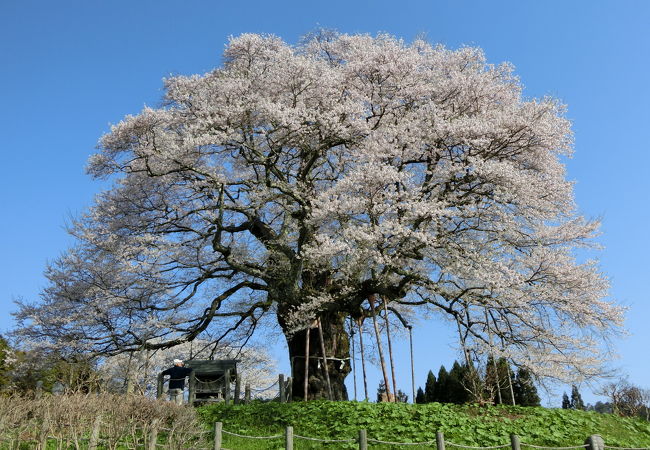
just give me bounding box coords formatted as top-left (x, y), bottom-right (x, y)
top-left (282, 310), bottom-right (351, 400)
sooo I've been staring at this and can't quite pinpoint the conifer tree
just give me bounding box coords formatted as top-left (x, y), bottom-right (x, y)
top-left (436, 365), bottom-right (449, 403)
top-left (424, 370), bottom-right (437, 403)
top-left (570, 385), bottom-right (585, 410)
top-left (415, 387), bottom-right (426, 404)
top-left (513, 368), bottom-right (541, 406)
top-left (562, 392), bottom-right (571, 409)
top-left (448, 361), bottom-right (470, 404)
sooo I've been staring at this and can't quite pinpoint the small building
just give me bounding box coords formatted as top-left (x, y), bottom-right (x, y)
top-left (157, 359), bottom-right (238, 405)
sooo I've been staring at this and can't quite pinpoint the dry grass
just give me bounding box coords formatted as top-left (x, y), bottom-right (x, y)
top-left (0, 393), bottom-right (208, 449)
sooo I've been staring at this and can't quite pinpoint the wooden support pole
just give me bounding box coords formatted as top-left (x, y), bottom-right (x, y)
top-left (188, 369), bottom-right (196, 406)
top-left (304, 325), bottom-right (311, 401)
top-left (585, 435), bottom-right (605, 450)
top-left (213, 422), bottom-right (222, 450)
top-left (358, 429), bottom-right (368, 450)
top-left (368, 294), bottom-right (392, 402)
top-left (317, 317), bottom-right (333, 400)
top-left (224, 368), bottom-right (231, 404)
top-left (436, 431), bottom-right (446, 450)
top-left (285, 426), bottom-right (294, 450)
top-left (279, 374), bottom-right (285, 403)
top-left (510, 434), bottom-right (521, 450)
top-left (358, 319), bottom-right (369, 401)
top-left (156, 374), bottom-right (164, 399)
top-left (287, 376), bottom-right (293, 403)
top-left (234, 374), bottom-right (241, 405)
top-left (244, 383), bottom-right (251, 403)
top-left (382, 298), bottom-right (398, 401)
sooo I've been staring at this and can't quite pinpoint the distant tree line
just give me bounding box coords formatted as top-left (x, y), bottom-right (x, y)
top-left (412, 358), bottom-right (541, 406)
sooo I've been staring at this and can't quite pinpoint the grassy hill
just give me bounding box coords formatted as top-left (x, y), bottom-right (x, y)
top-left (198, 401), bottom-right (650, 449)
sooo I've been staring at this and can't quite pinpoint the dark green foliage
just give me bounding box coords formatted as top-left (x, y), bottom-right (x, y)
top-left (562, 392), bottom-right (571, 409)
top-left (423, 359), bottom-right (539, 407)
top-left (198, 401), bottom-right (650, 448)
top-left (448, 361), bottom-right (470, 404)
top-left (513, 368), bottom-right (541, 407)
top-left (0, 335), bottom-right (12, 390)
top-left (415, 387), bottom-right (426, 404)
top-left (571, 385), bottom-right (585, 411)
top-left (592, 402), bottom-right (614, 414)
top-left (485, 357), bottom-right (515, 405)
top-left (424, 370), bottom-right (436, 403)
top-left (436, 365), bottom-right (449, 403)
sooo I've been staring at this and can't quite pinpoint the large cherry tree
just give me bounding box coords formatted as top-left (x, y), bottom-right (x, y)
top-left (15, 32), bottom-right (623, 399)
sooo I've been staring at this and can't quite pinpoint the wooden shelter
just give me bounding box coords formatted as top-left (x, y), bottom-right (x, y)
top-left (157, 359), bottom-right (238, 405)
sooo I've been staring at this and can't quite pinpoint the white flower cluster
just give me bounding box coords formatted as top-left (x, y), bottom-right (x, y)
top-left (15, 32), bottom-right (623, 383)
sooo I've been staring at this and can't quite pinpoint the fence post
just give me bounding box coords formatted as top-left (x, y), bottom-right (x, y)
top-left (39, 416), bottom-right (50, 450)
top-left (213, 422), bottom-right (222, 450)
top-left (156, 373), bottom-right (164, 399)
top-left (245, 382), bottom-right (251, 403)
top-left (224, 368), bottom-right (231, 404)
top-left (287, 376), bottom-right (293, 403)
top-left (88, 415), bottom-right (102, 450)
top-left (279, 374), bottom-right (285, 403)
top-left (285, 426), bottom-right (294, 450)
top-left (189, 369), bottom-right (196, 406)
top-left (585, 435), bottom-right (605, 450)
top-left (436, 431), bottom-right (446, 450)
top-left (510, 434), bottom-right (520, 450)
top-left (234, 374), bottom-right (241, 404)
top-left (358, 429), bottom-right (368, 450)
top-left (147, 419), bottom-right (160, 450)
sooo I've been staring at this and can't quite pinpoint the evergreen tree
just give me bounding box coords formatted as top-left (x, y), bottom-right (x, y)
top-left (396, 389), bottom-right (409, 403)
top-left (562, 392), bottom-right (571, 409)
top-left (435, 365), bottom-right (449, 403)
top-left (424, 370), bottom-right (437, 403)
top-left (496, 358), bottom-right (515, 405)
top-left (484, 355), bottom-right (499, 404)
top-left (415, 387), bottom-right (426, 404)
top-left (513, 368), bottom-right (541, 407)
top-left (448, 361), bottom-right (470, 404)
top-left (570, 385), bottom-right (585, 410)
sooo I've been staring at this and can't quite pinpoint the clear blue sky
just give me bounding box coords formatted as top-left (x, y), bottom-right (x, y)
top-left (1, 0), bottom-right (649, 405)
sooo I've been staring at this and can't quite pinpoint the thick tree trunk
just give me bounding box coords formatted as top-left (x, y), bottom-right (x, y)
top-left (281, 310), bottom-right (351, 400)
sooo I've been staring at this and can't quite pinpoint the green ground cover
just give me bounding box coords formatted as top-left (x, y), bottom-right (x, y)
top-left (198, 401), bottom-right (650, 449)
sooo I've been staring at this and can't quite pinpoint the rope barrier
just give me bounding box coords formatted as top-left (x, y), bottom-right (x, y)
top-left (522, 444), bottom-right (590, 449)
top-left (446, 442), bottom-right (511, 449)
top-left (293, 434), bottom-right (356, 442)
top-left (368, 437), bottom-right (437, 445)
top-left (221, 430), bottom-right (282, 440)
top-left (604, 447), bottom-right (650, 450)
top-left (249, 380), bottom-right (279, 392)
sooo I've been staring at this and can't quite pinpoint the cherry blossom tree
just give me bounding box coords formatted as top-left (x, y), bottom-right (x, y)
top-left (15, 32), bottom-right (624, 400)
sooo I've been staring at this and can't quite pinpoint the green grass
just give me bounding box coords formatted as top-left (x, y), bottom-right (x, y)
top-left (197, 401), bottom-right (650, 449)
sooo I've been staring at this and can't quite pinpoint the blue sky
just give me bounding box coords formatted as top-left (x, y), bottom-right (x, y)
top-left (1, 0), bottom-right (649, 405)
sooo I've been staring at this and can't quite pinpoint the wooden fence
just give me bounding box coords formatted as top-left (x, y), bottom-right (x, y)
top-left (211, 424), bottom-right (618, 450)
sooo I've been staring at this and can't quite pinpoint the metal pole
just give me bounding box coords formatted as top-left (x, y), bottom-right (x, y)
top-left (408, 326), bottom-right (415, 403)
top-left (350, 317), bottom-right (358, 401)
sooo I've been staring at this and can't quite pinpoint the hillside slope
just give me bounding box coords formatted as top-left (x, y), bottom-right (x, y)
top-left (199, 401), bottom-right (650, 449)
